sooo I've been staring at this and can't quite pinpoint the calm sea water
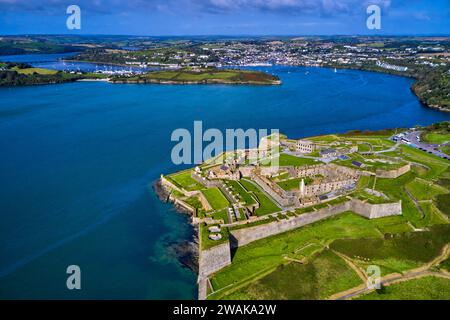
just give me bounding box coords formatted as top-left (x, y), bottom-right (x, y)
top-left (0, 52), bottom-right (151, 73)
top-left (0, 64), bottom-right (448, 299)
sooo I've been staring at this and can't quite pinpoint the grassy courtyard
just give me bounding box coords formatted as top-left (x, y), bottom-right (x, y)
top-left (225, 180), bottom-right (256, 206)
top-left (240, 179), bottom-right (281, 216)
top-left (262, 154), bottom-right (318, 167)
top-left (167, 170), bottom-right (204, 191)
top-left (202, 188), bottom-right (230, 211)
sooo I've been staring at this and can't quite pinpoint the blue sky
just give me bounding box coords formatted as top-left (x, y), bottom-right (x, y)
top-left (0, 0), bottom-right (449, 35)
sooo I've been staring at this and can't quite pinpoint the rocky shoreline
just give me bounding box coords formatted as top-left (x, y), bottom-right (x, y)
top-left (153, 180), bottom-right (199, 273)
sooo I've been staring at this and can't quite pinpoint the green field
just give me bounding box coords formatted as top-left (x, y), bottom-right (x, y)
top-left (435, 194), bottom-right (450, 217)
top-left (330, 225), bottom-right (450, 275)
top-left (406, 178), bottom-right (448, 201)
top-left (167, 171), bottom-right (204, 191)
top-left (208, 212), bottom-right (382, 299)
top-left (265, 154), bottom-right (318, 167)
top-left (371, 215), bottom-right (413, 234)
top-left (14, 67), bottom-right (58, 75)
top-left (113, 68), bottom-right (280, 85)
top-left (439, 257), bottom-right (450, 272)
top-left (276, 178), bottom-right (303, 191)
top-left (202, 188), bottom-right (230, 211)
top-left (357, 276), bottom-right (450, 300)
top-left (222, 250), bottom-right (362, 300)
top-left (423, 132), bottom-right (450, 144)
top-left (355, 190), bottom-right (390, 204)
top-left (225, 181), bottom-right (256, 206)
top-left (240, 179), bottom-right (280, 216)
top-left (200, 223), bottom-right (229, 250)
top-left (210, 209), bottom-right (231, 224)
top-left (160, 124), bottom-right (450, 300)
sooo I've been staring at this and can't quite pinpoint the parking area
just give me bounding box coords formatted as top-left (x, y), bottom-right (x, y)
top-left (391, 130), bottom-right (450, 161)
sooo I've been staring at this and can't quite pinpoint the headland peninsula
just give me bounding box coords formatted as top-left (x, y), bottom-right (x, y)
top-left (157, 122), bottom-right (450, 300)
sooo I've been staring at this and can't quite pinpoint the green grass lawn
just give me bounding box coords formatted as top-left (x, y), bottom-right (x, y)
top-left (356, 175), bottom-right (371, 190)
top-left (225, 181), bottom-right (256, 206)
top-left (208, 212), bottom-right (382, 298)
top-left (439, 257), bottom-right (450, 272)
top-left (399, 145), bottom-right (448, 180)
top-left (355, 190), bottom-right (390, 204)
top-left (240, 179), bottom-right (280, 216)
top-left (276, 178), bottom-right (304, 191)
top-left (222, 250), bottom-right (362, 300)
top-left (357, 276), bottom-right (450, 300)
top-left (435, 194), bottom-right (450, 217)
top-left (118, 68), bottom-right (279, 84)
top-left (373, 172), bottom-right (422, 226)
top-left (262, 154), bottom-right (318, 167)
top-left (440, 146), bottom-right (450, 156)
top-left (200, 223), bottom-right (229, 250)
top-left (419, 202), bottom-right (449, 226)
top-left (202, 188), bottom-right (230, 211)
top-left (210, 209), bottom-right (231, 224)
top-left (423, 132), bottom-right (450, 144)
top-left (406, 178), bottom-right (448, 201)
top-left (330, 224), bottom-right (450, 276)
top-left (14, 67), bottom-right (58, 75)
top-left (167, 171), bottom-right (204, 191)
top-left (371, 215), bottom-right (413, 234)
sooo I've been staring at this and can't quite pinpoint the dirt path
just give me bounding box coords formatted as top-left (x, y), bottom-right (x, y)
top-left (330, 244), bottom-right (450, 300)
top-left (332, 250), bottom-right (368, 282)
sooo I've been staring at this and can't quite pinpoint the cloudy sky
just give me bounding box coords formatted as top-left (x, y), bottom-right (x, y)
top-left (0, 0), bottom-right (448, 35)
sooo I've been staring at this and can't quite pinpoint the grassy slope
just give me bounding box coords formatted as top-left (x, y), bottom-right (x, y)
top-left (14, 67), bottom-right (58, 75)
top-left (330, 225), bottom-right (450, 276)
top-left (208, 212), bottom-right (381, 299)
top-left (423, 132), bottom-right (450, 144)
top-left (357, 276), bottom-right (450, 300)
top-left (114, 69), bottom-right (279, 84)
top-left (223, 250), bottom-right (362, 300)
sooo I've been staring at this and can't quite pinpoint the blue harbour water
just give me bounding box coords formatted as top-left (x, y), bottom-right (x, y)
top-left (0, 53), bottom-right (151, 73)
top-left (0, 55), bottom-right (449, 299)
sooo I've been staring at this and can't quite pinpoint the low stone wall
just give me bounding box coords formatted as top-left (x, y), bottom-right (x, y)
top-left (198, 242), bottom-right (232, 277)
top-left (376, 164), bottom-right (411, 179)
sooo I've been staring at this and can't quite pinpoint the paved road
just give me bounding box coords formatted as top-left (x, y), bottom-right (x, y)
top-left (397, 131), bottom-right (450, 161)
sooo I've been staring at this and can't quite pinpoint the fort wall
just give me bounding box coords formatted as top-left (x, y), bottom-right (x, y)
top-left (198, 242), bottom-right (232, 278)
top-left (229, 198), bottom-right (402, 247)
top-left (376, 164), bottom-right (411, 179)
top-left (350, 198), bottom-right (402, 219)
top-left (230, 201), bottom-right (351, 247)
